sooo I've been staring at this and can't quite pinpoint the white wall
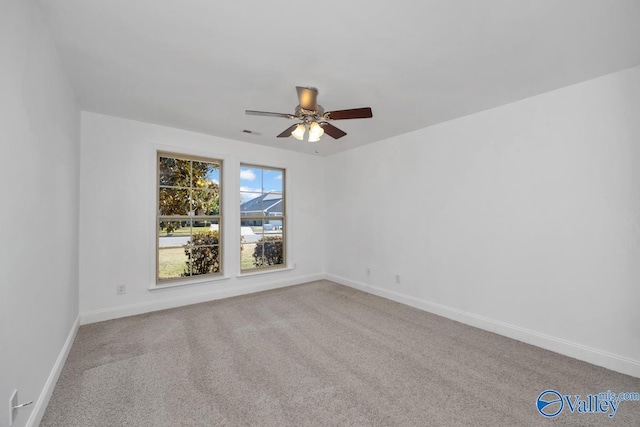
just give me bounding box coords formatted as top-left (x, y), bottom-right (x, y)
top-left (325, 65), bottom-right (640, 377)
top-left (2, 8), bottom-right (638, 425)
top-left (0, 1), bottom-right (80, 426)
top-left (79, 112), bottom-right (325, 322)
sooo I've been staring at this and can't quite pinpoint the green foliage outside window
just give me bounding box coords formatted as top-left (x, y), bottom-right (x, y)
top-left (183, 231), bottom-right (220, 276)
top-left (157, 153), bottom-right (222, 282)
top-left (253, 236), bottom-right (283, 267)
top-left (159, 156), bottom-right (219, 234)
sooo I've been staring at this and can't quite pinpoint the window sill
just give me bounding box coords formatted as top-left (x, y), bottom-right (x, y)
top-left (149, 274), bottom-right (231, 291)
top-left (237, 266), bottom-right (293, 278)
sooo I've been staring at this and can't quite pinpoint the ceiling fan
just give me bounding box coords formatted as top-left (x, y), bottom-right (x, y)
top-left (245, 86), bottom-right (373, 142)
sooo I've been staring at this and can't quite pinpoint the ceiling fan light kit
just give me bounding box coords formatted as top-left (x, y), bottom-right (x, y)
top-left (245, 86), bottom-right (373, 142)
top-left (291, 123), bottom-right (306, 141)
top-left (308, 122), bottom-right (324, 142)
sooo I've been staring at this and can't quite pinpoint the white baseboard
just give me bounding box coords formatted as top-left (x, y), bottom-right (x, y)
top-left (27, 314), bottom-right (80, 427)
top-left (80, 273), bottom-right (325, 325)
top-left (326, 273), bottom-right (640, 379)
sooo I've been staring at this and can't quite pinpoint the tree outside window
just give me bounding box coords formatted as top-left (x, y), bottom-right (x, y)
top-left (157, 153), bottom-right (222, 282)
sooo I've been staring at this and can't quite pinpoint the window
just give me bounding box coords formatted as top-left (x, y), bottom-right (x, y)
top-left (240, 165), bottom-right (285, 272)
top-left (157, 153), bottom-right (222, 283)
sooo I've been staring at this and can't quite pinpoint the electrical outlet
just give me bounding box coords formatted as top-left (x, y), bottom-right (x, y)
top-left (395, 274), bottom-right (400, 284)
top-left (9, 389), bottom-right (17, 426)
top-left (366, 267), bottom-right (371, 276)
top-left (116, 284), bottom-right (126, 295)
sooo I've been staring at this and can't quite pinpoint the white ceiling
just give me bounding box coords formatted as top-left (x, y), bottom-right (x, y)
top-left (38, 0), bottom-right (640, 156)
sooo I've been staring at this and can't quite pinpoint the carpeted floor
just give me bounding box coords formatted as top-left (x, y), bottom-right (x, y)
top-left (41, 280), bottom-right (640, 426)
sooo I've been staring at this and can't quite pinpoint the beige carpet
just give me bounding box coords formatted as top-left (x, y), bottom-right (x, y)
top-left (42, 280), bottom-right (640, 426)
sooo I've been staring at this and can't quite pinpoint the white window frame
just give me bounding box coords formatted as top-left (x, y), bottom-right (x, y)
top-left (156, 151), bottom-right (223, 285)
top-left (239, 164), bottom-right (286, 273)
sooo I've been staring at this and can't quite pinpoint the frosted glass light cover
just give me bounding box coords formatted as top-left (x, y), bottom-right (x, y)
top-left (292, 124), bottom-right (306, 140)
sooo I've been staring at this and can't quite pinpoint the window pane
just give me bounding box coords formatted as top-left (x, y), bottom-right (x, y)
top-left (241, 220), bottom-right (262, 243)
top-left (263, 169), bottom-right (283, 193)
top-left (159, 188), bottom-right (190, 215)
top-left (186, 220), bottom-right (220, 276)
top-left (240, 166), bottom-right (262, 193)
top-left (189, 245), bottom-right (220, 276)
top-left (159, 157), bottom-right (191, 187)
top-left (240, 242), bottom-right (256, 270)
top-left (240, 220), bottom-right (284, 270)
top-left (188, 227), bottom-right (220, 246)
top-left (258, 217), bottom-right (283, 268)
top-left (240, 192), bottom-right (263, 216)
top-left (263, 219), bottom-right (283, 238)
top-left (262, 193), bottom-right (283, 216)
top-left (158, 219), bottom-right (191, 279)
top-left (192, 161), bottom-right (220, 189)
top-left (192, 189), bottom-right (220, 215)
top-left (158, 218), bottom-right (191, 237)
top-left (253, 236), bottom-right (284, 268)
top-left (159, 246), bottom-right (189, 280)
top-left (239, 219), bottom-right (256, 271)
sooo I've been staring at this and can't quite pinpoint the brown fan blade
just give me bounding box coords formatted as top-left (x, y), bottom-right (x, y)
top-left (277, 124), bottom-right (299, 138)
top-left (326, 107), bottom-right (373, 120)
top-left (319, 122), bottom-right (347, 139)
top-left (296, 86), bottom-right (318, 111)
top-left (246, 110), bottom-right (294, 119)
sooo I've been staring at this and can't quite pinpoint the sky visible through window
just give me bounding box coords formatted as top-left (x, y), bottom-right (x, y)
top-left (240, 166), bottom-right (282, 202)
top-left (204, 167), bottom-right (220, 186)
